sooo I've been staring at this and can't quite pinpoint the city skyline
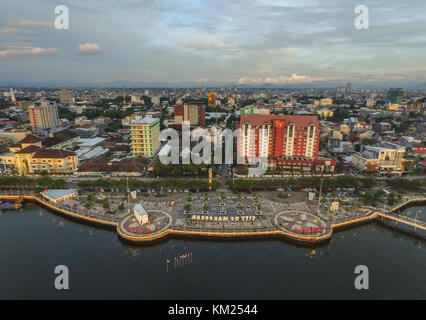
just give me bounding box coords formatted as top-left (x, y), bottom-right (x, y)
top-left (1, 0), bottom-right (426, 88)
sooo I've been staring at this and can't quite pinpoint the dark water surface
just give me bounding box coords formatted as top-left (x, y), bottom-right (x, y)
top-left (0, 204), bottom-right (424, 299)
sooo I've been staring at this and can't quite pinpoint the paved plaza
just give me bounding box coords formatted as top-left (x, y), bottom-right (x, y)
top-left (27, 189), bottom-right (379, 240)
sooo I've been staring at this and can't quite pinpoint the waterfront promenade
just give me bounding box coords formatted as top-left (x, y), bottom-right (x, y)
top-left (1, 189), bottom-right (424, 244)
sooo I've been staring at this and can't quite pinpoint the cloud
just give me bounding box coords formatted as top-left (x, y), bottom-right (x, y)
top-left (0, 27), bottom-right (37, 34)
top-left (264, 47), bottom-right (298, 57)
top-left (76, 43), bottom-right (102, 55)
top-left (0, 19), bottom-right (51, 35)
top-left (7, 19), bottom-right (53, 27)
top-left (177, 38), bottom-right (241, 56)
top-left (237, 74), bottom-right (329, 85)
top-left (0, 47), bottom-right (59, 59)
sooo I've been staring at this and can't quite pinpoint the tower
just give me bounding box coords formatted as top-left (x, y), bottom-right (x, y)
top-left (346, 82), bottom-right (352, 94)
top-left (208, 92), bottom-right (216, 108)
top-left (9, 84), bottom-right (16, 104)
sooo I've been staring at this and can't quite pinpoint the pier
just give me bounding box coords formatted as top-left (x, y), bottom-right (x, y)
top-left (1, 190), bottom-right (425, 245)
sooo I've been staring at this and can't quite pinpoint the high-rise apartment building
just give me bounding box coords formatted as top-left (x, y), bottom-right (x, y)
top-left (208, 92), bottom-right (216, 108)
top-left (152, 96), bottom-right (160, 106)
top-left (238, 114), bottom-right (320, 160)
top-left (388, 88), bottom-right (404, 104)
top-left (131, 117), bottom-right (160, 157)
top-left (237, 114), bottom-right (335, 173)
top-left (174, 104), bottom-right (205, 126)
top-left (28, 103), bottom-right (61, 135)
top-left (387, 88), bottom-right (404, 111)
top-left (60, 89), bottom-right (73, 104)
top-left (9, 85), bottom-right (16, 103)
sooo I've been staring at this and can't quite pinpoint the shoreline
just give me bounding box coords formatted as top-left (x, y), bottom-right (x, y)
top-left (1, 194), bottom-right (424, 245)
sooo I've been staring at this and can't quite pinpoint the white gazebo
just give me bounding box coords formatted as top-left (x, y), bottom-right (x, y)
top-left (133, 203), bottom-right (148, 225)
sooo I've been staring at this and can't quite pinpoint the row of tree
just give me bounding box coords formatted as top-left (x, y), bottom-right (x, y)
top-left (0, 176), bottom-right (67, 189)
top-left (226, 176), bottom-right (378, 191)
top-left (387, 178), bottom-right (426, 191)
top-left (149, 163), bottom-right (218, 177)
top-left (77, 178), bottom-right (219, 191)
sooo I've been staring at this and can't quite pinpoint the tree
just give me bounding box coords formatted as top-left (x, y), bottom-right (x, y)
top-left (103, 200), bottom-right (110, 209)
top-left (58, 107), bottom-right (77, 121)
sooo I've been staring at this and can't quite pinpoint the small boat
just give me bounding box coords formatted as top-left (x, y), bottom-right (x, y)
top-left (0, 200), bottom-right (23, 210)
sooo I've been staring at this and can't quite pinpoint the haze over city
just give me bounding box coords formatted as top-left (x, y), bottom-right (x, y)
top-left (1, 0), bottom-right (426, 88)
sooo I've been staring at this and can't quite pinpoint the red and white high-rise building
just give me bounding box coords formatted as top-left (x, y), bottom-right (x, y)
top-left (238, 114), bottom-right (335, 172)
top-left (174, 104), bottom-right (205, 126)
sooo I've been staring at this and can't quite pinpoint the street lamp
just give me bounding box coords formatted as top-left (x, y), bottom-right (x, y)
top-left (317, 177), bottom-right (324, 216)
top-left (412, 210), bottom-right (422, 232)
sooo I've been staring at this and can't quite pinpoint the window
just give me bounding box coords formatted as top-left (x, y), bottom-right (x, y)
top-left (288, 124), bottom-right (294, 138)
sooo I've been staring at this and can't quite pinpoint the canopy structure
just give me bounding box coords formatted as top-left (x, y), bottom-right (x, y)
top-left (41, 189), bottom-right (78, 203)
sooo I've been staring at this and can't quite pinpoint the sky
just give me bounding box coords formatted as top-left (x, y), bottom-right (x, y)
top-left (0, 0), bottom-right (426, 88)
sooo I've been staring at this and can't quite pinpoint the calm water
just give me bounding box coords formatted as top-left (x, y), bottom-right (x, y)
top-left (0, 204), bottom-right (425, 299)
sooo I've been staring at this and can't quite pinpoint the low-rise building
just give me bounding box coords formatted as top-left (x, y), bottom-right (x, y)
top-left (0, 135), bottom-right (78, 174)
top-left (351, 144), bottom-right (405, 173)
top-left (317, 109), bottom-right (333, 118)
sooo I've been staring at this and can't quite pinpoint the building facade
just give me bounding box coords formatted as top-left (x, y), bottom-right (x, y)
top-left (237, 114), bottom-right (335, 173)
top-left (60, 89), bottom-right (73, 104)
top-left (208, 92), bottom-right (216, 108)
top-left (28, 103), bottom-right (61, 135)
top-left (0, 136), bottom-right (78, 175)
top-left (351, 144), bottom-right (405, 173)
top-left (388, 88), bottom-right (404, 104)
top-left (174, 104), bottom-right (205, 126)
top-left (131, 117), bottom-right (160, 157)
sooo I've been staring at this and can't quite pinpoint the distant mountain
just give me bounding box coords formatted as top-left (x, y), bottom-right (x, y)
top-left (1, 79), bottom-right (426, 90)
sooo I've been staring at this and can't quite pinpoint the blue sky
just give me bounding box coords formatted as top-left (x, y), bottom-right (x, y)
top-left (1, 0), bottom-right (426, 87)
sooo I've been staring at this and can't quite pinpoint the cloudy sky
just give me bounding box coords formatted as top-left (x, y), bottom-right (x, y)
top-left (0, 0), bottom-right (425, 87)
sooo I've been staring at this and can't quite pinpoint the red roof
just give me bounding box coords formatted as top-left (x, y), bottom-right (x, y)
top-left (14, 145), bottom-right (41, 154)
top-left (240, 114), bottom-right (319, 127)
top-left (32, 149), bottom-right (76, 159)
top-left (18, 134), bottom-right (42, 144)
top-left (78, 159), bottom-right (141, 173)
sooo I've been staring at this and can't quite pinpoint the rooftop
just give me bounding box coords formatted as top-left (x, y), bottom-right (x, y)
top-left (41, 189), bottom-right (77, 201)
top-left (77, 137), bottom-right (106, 147)
top-left (131, 117), bottom-right (159, 125)
top-left (32, 149), bottom-right (76, 159)
top-left (14, 145), bottom-right (41, 154)
top-left (134, 203), bottom-right (147, 216)
top-left (240, 114), bottom-right (319, 127)
top-left (19, 134), bottom-right (42, 144)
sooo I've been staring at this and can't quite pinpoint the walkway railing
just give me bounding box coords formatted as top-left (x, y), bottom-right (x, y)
top-left (0, 189), bottom-right (118, 225)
